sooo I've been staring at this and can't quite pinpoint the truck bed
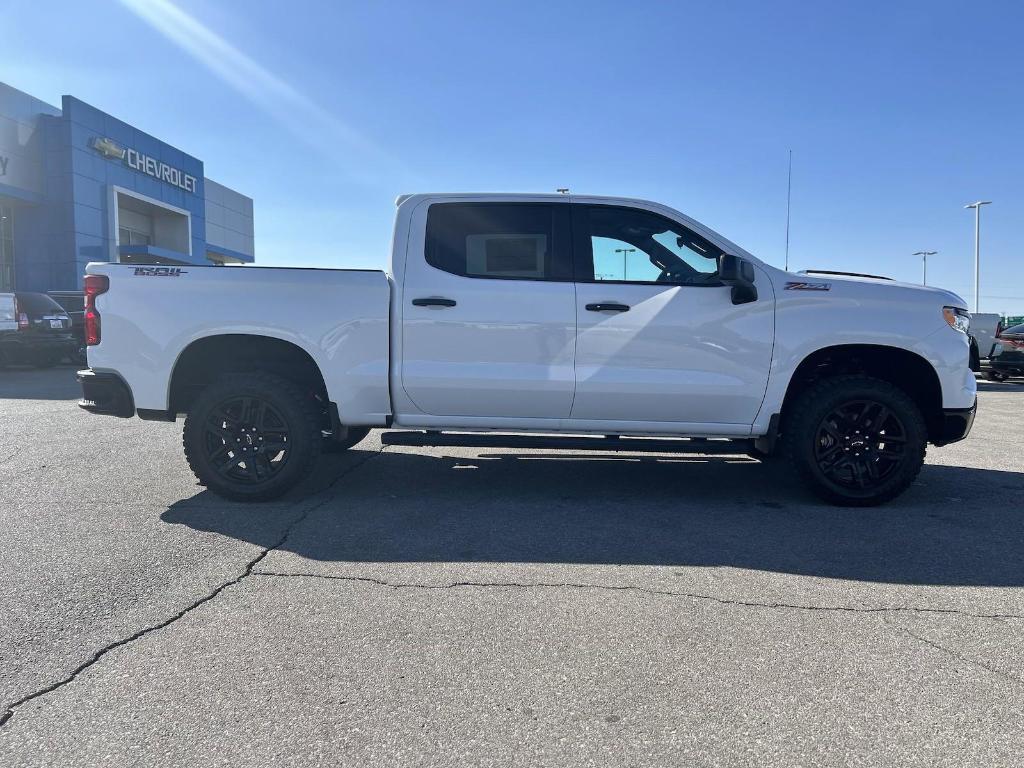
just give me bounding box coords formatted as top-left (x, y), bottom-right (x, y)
top-left (85, 262), bottom-right (392, 424)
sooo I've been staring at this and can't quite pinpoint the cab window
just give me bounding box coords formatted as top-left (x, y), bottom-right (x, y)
top-left (425, 203), bottom-right (572, 281)
top-left (573, 205), bottom-right (722, 285)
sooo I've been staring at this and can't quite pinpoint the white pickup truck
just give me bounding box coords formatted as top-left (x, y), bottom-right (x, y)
top-left (78, 193), bottom-right (976, 506)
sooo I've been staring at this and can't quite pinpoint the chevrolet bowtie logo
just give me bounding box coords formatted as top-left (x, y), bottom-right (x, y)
top-left (91, 136), bottom-right (125, 160)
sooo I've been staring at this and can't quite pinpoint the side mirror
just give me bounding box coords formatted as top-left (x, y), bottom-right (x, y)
top-left (718, 254), bottom-right (758, 305)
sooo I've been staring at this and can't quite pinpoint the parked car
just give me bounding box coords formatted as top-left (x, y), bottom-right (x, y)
top-left (77, 193), bottom-right (976, 506)
top-left (988, 323), bottom-right (1024, 381)
top-left (48, 290), bottom-right (87, 364)
top-left (0, 292), bottom-right (75, 367)
top-left (0, 293), bottom-right (16, 333)
top-left (970, 313), bottom-right (1004, 359)
top-left (968, 334), bottom-right (981, 372)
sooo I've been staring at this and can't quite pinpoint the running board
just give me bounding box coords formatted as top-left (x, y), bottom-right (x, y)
top-left (381, 431), bottom-right (753, 454)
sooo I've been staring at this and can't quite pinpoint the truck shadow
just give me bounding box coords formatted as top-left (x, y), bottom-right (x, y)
top-left (0, 366), bottom-right (81, 400)
top-left (161, 446), bottom-right (1024, 588)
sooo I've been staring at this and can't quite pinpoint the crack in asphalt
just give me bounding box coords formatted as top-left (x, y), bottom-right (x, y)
top-left (900, 627), bottom-right (1024, 687)
top-left (0, 446), bottom-right (386, 730)
top-left (249, 571), bottom-right (1024, 622)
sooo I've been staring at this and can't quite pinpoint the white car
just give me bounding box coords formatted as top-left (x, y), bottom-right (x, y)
top-left (78, 193), bottom-right (976, 506)
top-left (0, 293), bottom-right (16, 333)
top-left (970, 312), bottom-right (1004, 359)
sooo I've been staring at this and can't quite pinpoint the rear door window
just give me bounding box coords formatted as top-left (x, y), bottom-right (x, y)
top-left (425, 203), bottom-right (572, 281)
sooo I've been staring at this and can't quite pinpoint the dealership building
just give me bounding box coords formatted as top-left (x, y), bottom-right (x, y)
top-left (0, 80), bottom-right (254, 293)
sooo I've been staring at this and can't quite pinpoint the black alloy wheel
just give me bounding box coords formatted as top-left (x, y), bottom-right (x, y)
top-left (183, 373), bottom-right (321, 501)
top-left (204, 395), bottom-right (292, 483)
top-left (785, 375), bottom-right (927, 506)
top-left (813, 400), bottom-right (906, 491)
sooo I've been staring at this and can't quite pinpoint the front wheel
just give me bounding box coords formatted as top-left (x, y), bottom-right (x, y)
top-left (785, 375), bottom-right (927, 506)
top-left (183, 373), bottom-right (321, 501)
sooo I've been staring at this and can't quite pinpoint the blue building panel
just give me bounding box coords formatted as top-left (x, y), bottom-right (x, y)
top-left (71, 173), bottom-right (106, 211)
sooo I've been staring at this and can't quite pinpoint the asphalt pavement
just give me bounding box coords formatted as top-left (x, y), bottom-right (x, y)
top-left (1, 367), bottom-right (1023, 766)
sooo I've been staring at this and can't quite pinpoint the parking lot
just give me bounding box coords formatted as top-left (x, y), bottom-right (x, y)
top-left (0, 366), bottom-right (1021, 766)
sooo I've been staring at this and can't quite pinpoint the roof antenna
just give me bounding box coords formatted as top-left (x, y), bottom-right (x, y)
top-left (556, 188), bottom-right (570, 195)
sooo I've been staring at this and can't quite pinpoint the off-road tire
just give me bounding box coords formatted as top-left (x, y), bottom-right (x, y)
top-left (784, 375), bottom-right (927, 506)
top-left (183, 373), bottom-right (321, 502)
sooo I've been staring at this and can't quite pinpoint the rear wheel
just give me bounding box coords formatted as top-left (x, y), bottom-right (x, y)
top-left (785, 375), bottom-right (927, 506)
top-left (183, 373), bottom-right (321, 501)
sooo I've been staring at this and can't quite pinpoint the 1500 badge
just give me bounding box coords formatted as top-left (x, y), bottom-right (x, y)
top-left (133, 267), bottom-right (188, 277)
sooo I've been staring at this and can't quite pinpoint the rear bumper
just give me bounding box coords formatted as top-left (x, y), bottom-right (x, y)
top-left (933, 399), bottom-right (977, 446)
top-left (77, 369), bottom-right (135, 418)
top-left (31, 336), bottom-right (75, 351)
top-left (991, 356), bottom-right (1024, 374)
top-left (0, 335), bottom-right (74, 358)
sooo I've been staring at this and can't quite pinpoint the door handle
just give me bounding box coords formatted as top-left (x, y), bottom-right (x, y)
top-left (585, 303), bottom-right (630, 312)
top-left (412, 297), bottom-right (457, 308)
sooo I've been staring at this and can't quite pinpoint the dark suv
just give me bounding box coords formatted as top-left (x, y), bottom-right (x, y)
top-left (988, 323), bottom-right (1024, 381)
top-left (0, 292), bottom-right (76, 367)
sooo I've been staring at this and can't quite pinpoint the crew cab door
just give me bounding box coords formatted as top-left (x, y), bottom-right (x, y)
top-left (398, 201), bottom-right (576, 419)
top-left (570, 203), bottom-right (774, 428)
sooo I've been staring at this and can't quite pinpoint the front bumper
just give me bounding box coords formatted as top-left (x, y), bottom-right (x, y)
top-left (933, 398), bottom-right (977, 446)
top-left (77, 369), bottom-right (135, 418)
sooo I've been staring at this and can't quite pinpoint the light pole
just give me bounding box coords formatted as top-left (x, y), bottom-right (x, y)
top-left (964, 201), bottom-right (991, 313)
top-left (614, 247), bottom-right (636, 280)
top-left (912, 250), bottom-right (936, 286)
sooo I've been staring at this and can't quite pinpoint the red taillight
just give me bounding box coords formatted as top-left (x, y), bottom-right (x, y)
top-left (83, 274), bottom-right (109, 346)
top-left (14, 297), bottom-right (28, 330)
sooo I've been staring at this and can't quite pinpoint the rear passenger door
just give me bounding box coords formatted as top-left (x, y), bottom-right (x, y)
top-left (399, 201), bottom-right (577, 420)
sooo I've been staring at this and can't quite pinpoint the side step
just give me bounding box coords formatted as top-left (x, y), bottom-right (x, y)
top-left (381, 431), bottom-right (754, 454)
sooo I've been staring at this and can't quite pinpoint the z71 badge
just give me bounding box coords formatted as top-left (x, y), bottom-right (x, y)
top-left (133, 267), bottom-right (188, 277)
top-left (785, 281), bottom-right (831, 291)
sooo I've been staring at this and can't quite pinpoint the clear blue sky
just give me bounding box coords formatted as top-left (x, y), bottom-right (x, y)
top-left (4, 0), bottom-right (1022, 313)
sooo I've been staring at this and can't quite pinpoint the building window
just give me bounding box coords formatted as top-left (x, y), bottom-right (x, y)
top-left (0, 205), bottom-right (14, 292)
top-left (114, 191), bottom-right (189, 260)
top-left (118, 226), bottom-right (151, 246)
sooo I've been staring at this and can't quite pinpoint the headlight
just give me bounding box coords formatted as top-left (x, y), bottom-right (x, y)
top-left (943, 306), bottom-right (970, 334)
